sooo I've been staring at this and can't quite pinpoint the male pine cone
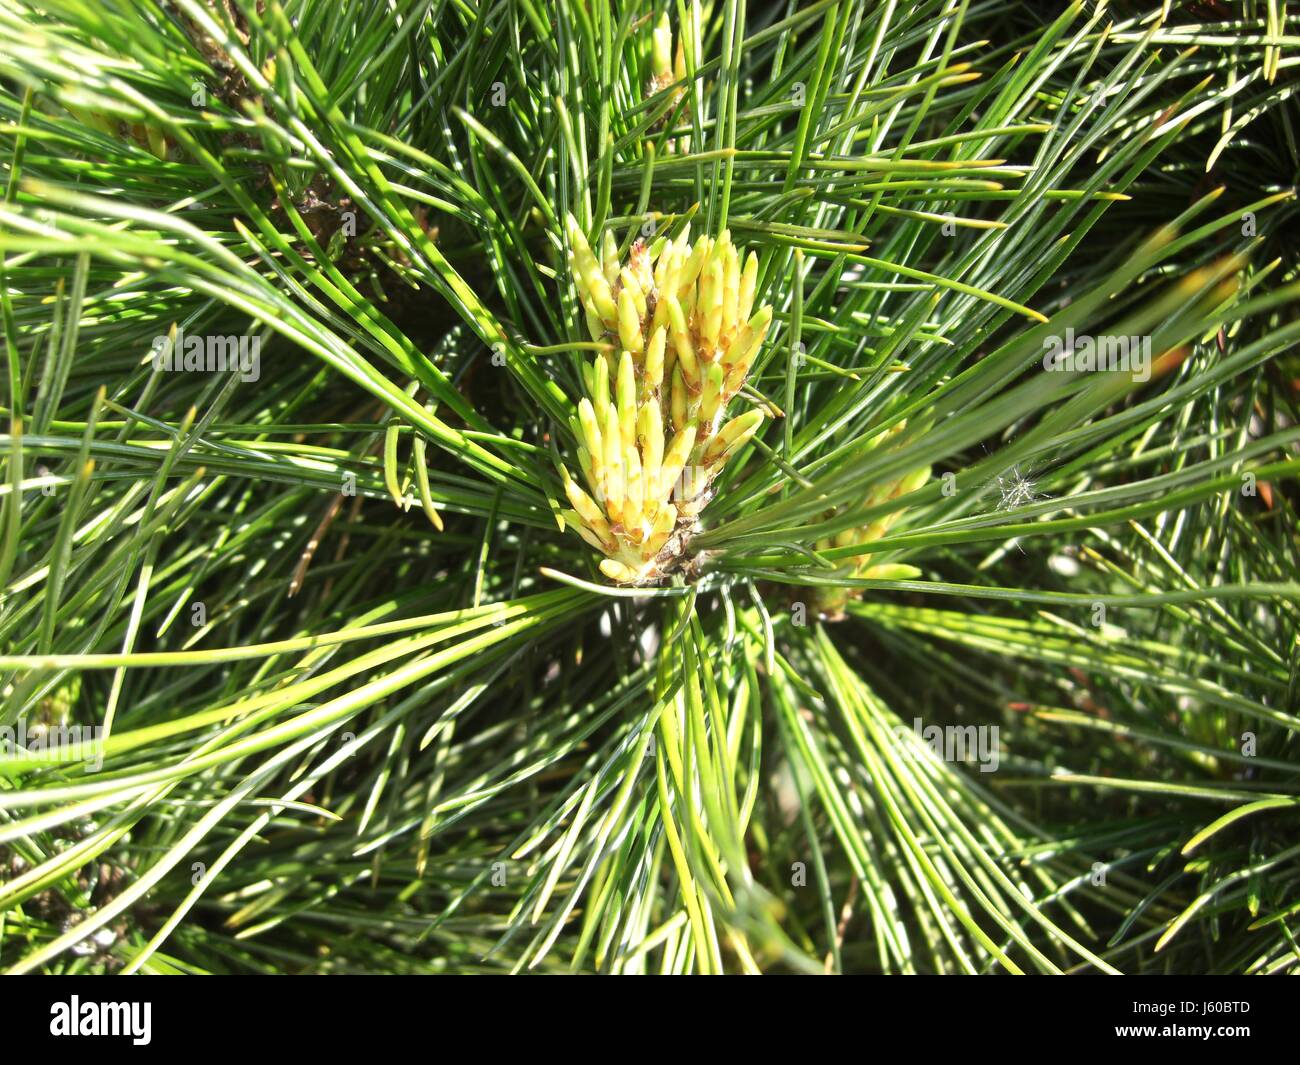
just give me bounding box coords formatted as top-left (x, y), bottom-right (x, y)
top-left (560, 214), bottom-right (772, 584)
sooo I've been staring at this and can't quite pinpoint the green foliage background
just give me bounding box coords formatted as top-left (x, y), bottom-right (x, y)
top-left (0, 0), bottom-right (1296, 974)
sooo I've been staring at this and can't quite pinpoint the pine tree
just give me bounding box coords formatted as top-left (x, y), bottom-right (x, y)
top-left (0, 0), bottom-right (1296, 975)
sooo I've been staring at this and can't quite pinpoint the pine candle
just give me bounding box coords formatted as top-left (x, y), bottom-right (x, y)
top-left (560, 215), bottom-right (772, 584)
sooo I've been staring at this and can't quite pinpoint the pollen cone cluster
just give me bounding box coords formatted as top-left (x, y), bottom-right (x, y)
top-left (560, 214), bottom-right (773, 584)
top-left (812, 422), bottom-right (930, 615)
